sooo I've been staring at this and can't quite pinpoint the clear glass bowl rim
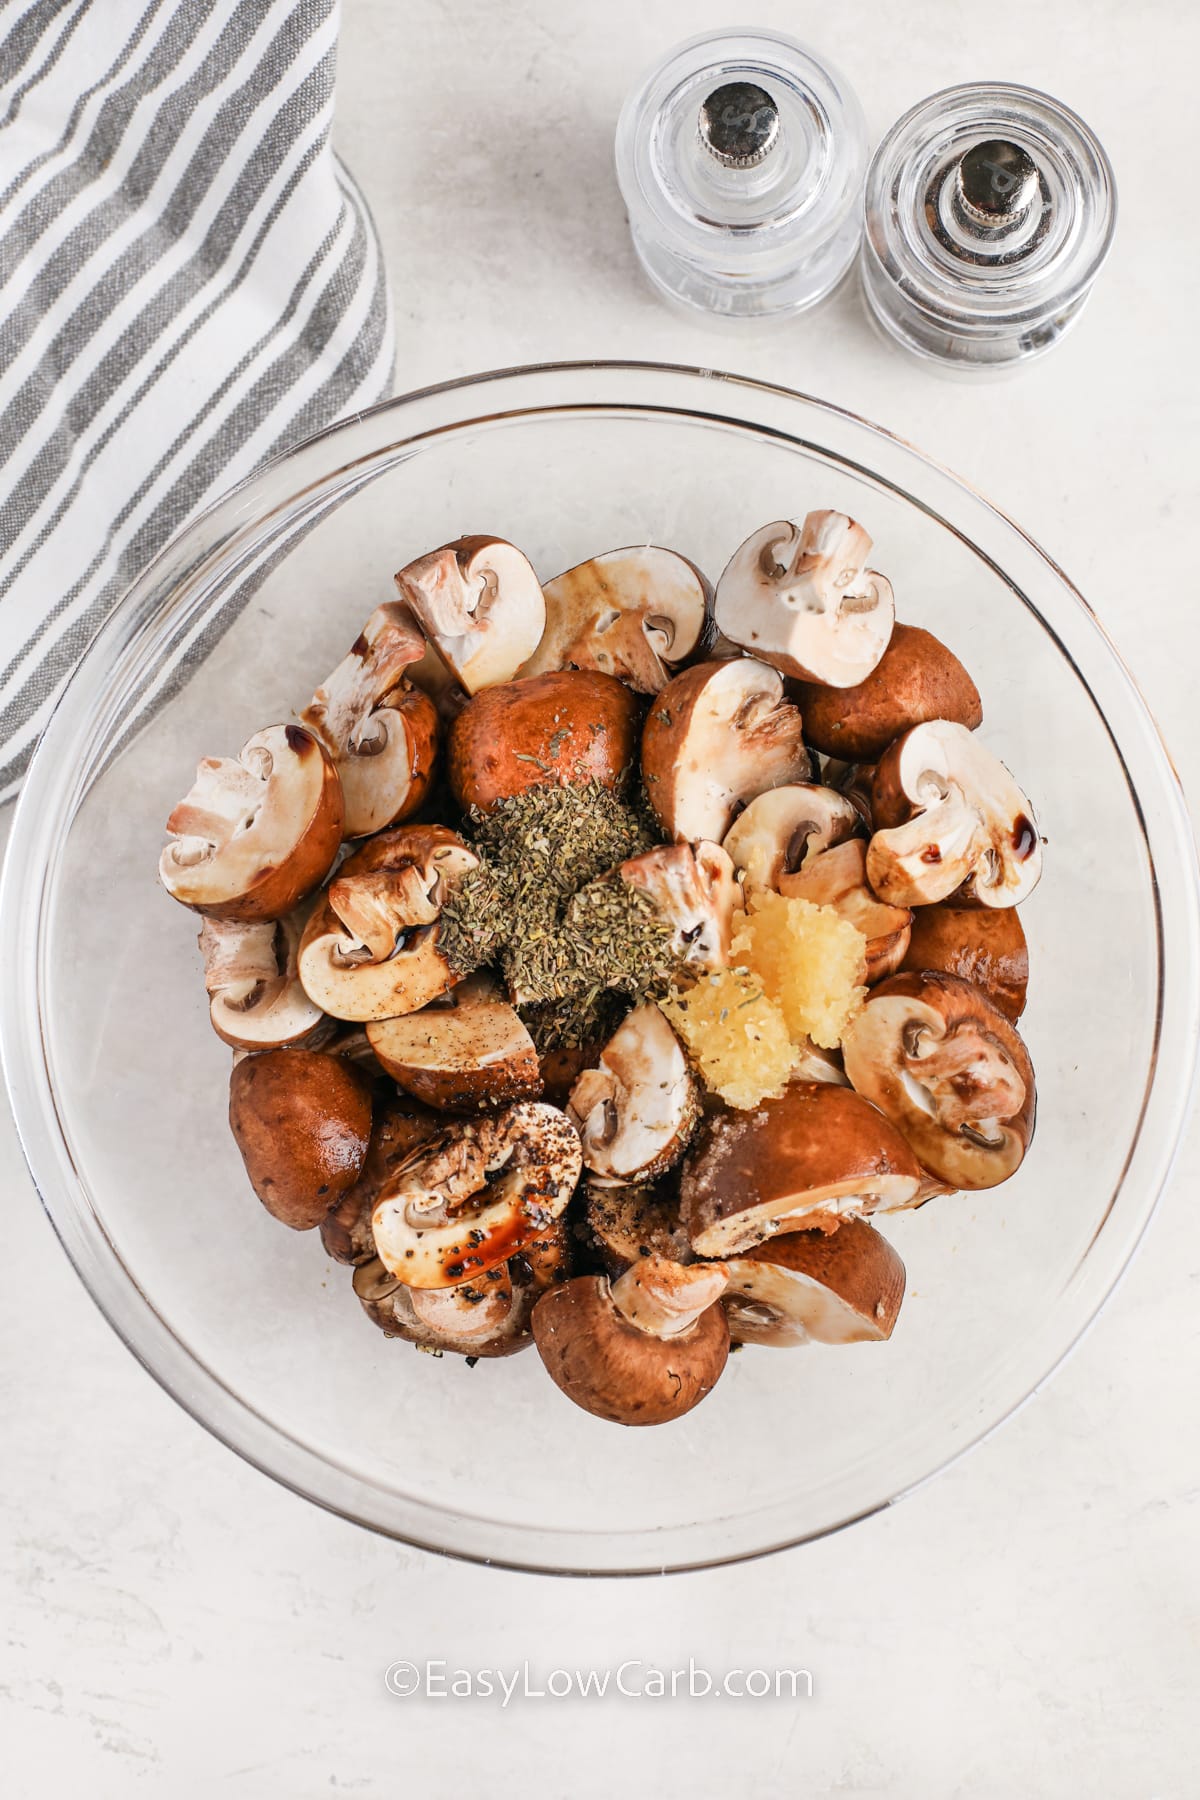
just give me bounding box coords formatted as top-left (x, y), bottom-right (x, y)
top-left (2, 360), bottom-right (1197, 1578)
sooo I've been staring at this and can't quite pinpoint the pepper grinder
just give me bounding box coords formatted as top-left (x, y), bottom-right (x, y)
top-left (860, 83), bottom-right (1117, 371)
top-left (615, 29), bottom-right (868, 320)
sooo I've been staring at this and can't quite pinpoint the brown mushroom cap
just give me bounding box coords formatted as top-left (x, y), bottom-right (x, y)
top-left (679, 1081), bottom-right (923, 1256)
top-left (519, 545), bottom-right (710, 693)
top-left (584, 1176), bottom-right (695, 1277)
top-left (794, 624), bottom-right (982, 761)
top-left (899, 903), bottom-right (1029, 1021)
top-left (532, 1257), bottom-right (730, 1425)
top-left (780, 838), bottom-right (912, 985)
top-left (160, 724), bottom-right (343, 921)
top-left (366, 974), bottom-right (542, 1111)
top-left (394, 534), bottom-right (547, 695)
top-left (722, 1215), bottom-right (906, 1347)
top-left (713, 512), bottom-right (895, 687)
top-left (640, 657), bottom-right (810, 843)
top-left (446, 669), bottom-right (642, 814)
top-left (320, 1095), bottom-right (441, 1264)
top-left (228, 1048), bottom-right (372, 1230)
top-left (840, 971), bottom-right (1036, 1190)
top-left (354, 1219), bottom-right (570, 1356)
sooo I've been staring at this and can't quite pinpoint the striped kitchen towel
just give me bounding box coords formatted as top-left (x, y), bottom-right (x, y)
top-left (0, 0), bottom-right (395, 800)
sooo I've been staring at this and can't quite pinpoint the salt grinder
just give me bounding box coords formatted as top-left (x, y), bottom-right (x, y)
top-left (861, 83), bottom-right (1116, 370)
top-left (615, 30), bottom-right (868, 320)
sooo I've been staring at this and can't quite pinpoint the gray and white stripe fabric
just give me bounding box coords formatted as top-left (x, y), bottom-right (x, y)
top-left (0, 0), bottom-right (395, 799)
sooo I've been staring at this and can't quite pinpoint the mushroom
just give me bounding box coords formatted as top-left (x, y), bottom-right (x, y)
top-left (532, 1255), bottom-right (730, 1425)
top-left (394, 535), bottom-right (546, 694)
top-left (780, 838), bottom-right (912, 984)
top-left (320, 1094), bottom-right (441, 1264)
top-left (867, 721), bottom-right (1043, 909)
top-left (370, 1101), bottom-right (582, 1288)
top-left (365, 972), bottom-right (542, 1111)
top-left (678, 1081), bottom-right (923, 1256)
top-left (160, 724), bottom-right (343, 921)
top-left (793, 623), bottom-right (982, 760)
top-left (354, 1221), bottom-right (570, 1356)
top-left (722, 1216), bottom-right (906, 1347)
top-left (898, 901), bottom-right (1029, 1022)
top-left (297, 824), bottom-right (476, 1022)
top-left (198, 905), bottom-right (329, 1050)
top-left (583, 1175), bottom-right (695, 1277)
top-left (713, 512), bottom-right (895, 687)
top-left (619, 842), bottom-right (737, 970)
top-left (567, 1005), bottom-right (699, 1184)
top-left (640, 658), bottom-right (810, 842)
top-left (519, 546), bottom-right (709, 693)
top-left (447, 668), bottom-right (643, 813)
top-left (228, 1048), bottom-right (372, 1229)
top-left (840, 971), bottom-right (1036, 1190)
top-left (722, 783), bottom-right (860, 889)
top-left (301, 602), bottom-right (438, 837)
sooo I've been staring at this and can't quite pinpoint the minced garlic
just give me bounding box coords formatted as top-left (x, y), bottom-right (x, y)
top-left (732, 890), bottom-right (867, 1050)
top-left (660, 972), bottom-right (796, 1111)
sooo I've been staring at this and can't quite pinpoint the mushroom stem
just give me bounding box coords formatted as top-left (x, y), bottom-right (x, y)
top-left (609, 1255), bottom-right (728, 1339)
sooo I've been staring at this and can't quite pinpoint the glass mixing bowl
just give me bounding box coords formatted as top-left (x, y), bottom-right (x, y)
top-left (3, 364), bottom-right (1197, 1576)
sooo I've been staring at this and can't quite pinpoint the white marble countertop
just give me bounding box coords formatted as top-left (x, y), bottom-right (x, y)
top-left (3, 1), bottom-right (1198, 1793)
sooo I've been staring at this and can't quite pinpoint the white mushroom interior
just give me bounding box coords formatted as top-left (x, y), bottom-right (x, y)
top-left (200, 910), bottom-right (325, 1047)
top-left (608, 1255), bottom-right (728, 1340)
top-left (665, 656), bottom-right (811, 843)
top-left (523, 546), bottom-right (708, 692)
top-left (722, 1260), bottom-right (888, 1347)
top-left (302, 602), bottom-right (425, 754)
top-left (619, 842), bottom-right (736, 968)
top-left (722, 783), bottom-right (860, 889)
top-left (395, 536), bottom-right (546, 693)
top-left (567, 1005), bottom-right (697, 1183)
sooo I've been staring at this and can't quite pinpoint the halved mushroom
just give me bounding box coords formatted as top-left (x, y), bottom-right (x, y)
top-left (898, 901), bottom-right (1029, 1022)
top-left (722, 783), bottom-right (860, 890)
top-left (532, 1255), bottom-right (729, 1425)
top-left (354, 1221), bottom-right (570, 1356)
top-left (780, 838), bottom-right (912, 984)
top-left (714, 512), bottom-right (895, 687)
top-left (320, 1094), bottom-right (442, 1264)
top-left (793, 623), bottom-right (982, 760)
top-left (640, 658), bottom-right (810, 843)
top-left (619, 842), bottom-right (737, 970)
top-left (519, 546), bottom-right (709, 693)
top-left (679, 1081), bottom-right (923, 1256)
top-left (199, 905), bottom-right (328, 1050)
top-left (722, 1216), bottom-right (906, 1347)
top-left (160, 724), bottom-right (343, 921)
top-left (447, 668), bottom-right (643, 813)
top-left (840, 971), bottom-right (1035, 1190)
top-left (394, 535), bottom-right (546, 694)
top-left (366, 972), bottom-right (541, 1111)
top-left (371, 1101), bottom-right (582, 1288)
top-left (298, 825), bottom-right (476, 1022)
top-left (583, 1175), bottom-right (695, 1277)
top-left (228, 1048), bottom-right (372, 1230)
top-left (567, 1005), bottom-right (699, 1184)
top-left (300, 603), bottom-right (437, 836)
top-left (867, 721), bottom-right (1043, 908)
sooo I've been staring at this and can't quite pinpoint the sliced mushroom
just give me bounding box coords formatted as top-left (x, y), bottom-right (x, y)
top-left (366, 973), bottom-right (542, 1111)
top-left (447, 668), bottom-right (643, 813)
top-left (353, 1221), bottom-right (570, 1357)
top-left (519, 546), bottom-right (709, 693)
top-left (640, 658), bottom-right (810, 842)
top-left (722, 783), bottom-right (860, 890)
top-left (394, 535), bottom-right (546, 694)
top-left (371, 1101), bottom-right (582, 1288)
top-left (583, 1175), bottom-right (695, 1277)
top-left (780, 838), bottom-right (912, 984)
top-left (679, 1081), bottom-right (923, 1256)
top-left (160, 724), bottom-right (343, 921)
top-left (298, 825), bottom-right (476, 1022)
top-left (199, 905), bottom-right (328, 1050)
top-left (619, 842), bottom-right (737, 970)
top-left (793, 623), bottom-right (982, 760)
top-left (898, 901), bottom-right (1029, 1022)
top-left (228, 1048), bottom-right (372, 1230)
top-left (867, 721), bottom-right (1043, 908)
top-left (840, 971), bottom-right (1035, 1190)
top-left (320, 1094), bottom-right (442, 1264)
top-left (722, 1216), bottom-right (906, 1347)
top-left (714, 512), bottom-right (895, 687)
top-left (567, 1005), bottom-right (699, 1184)
top-left (532, 1255), bottom-right (730, 1425)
